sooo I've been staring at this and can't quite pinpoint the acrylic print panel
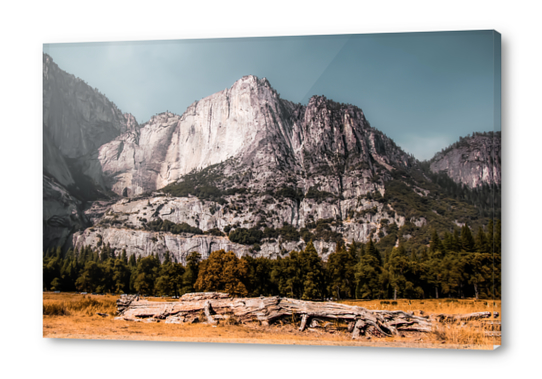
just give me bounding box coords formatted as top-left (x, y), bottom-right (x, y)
top-left (42, 30), bottom-right (501, 349)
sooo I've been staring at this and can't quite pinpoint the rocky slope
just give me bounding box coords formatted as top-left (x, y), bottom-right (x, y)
top-left (83, 75), bottom-right (411, 197)
top-left (69, 75), bottom-right (419, 262)
top-left (43, 54), bottom-right (138, 161)
top-left (43, 175), bottom-right (88, 249)
top-left (43, 54), bottom-right (491, 263)
top-left (43, 53), bottom-right (138, 248)
top-left (429, 132), bottom-right (501, 188)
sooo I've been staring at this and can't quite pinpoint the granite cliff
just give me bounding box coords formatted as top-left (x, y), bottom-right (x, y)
top-left (429, 132), bottom-right (501, 189)
top-left (43, 54), bottom-right (137, 248)
top-left (43, 54), bottom-right (494, 263)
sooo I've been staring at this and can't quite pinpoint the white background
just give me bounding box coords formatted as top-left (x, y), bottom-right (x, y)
top-left (0, 1), bottom-right (539, 378)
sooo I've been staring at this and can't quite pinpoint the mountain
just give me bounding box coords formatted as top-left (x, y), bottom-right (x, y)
top-left (429, 132), bottom-right (501, 189)
top-left (43, 54), bottom-right (138, 160)
top-left (43, 54), bottom-right (494, 263)
top-left (43, 53), bottom-right (138, 248)
top-left (81, 75), bottom-right (411, 197)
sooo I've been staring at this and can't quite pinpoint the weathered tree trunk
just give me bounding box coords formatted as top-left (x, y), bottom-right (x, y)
top-left (115, 293), bottom-right (498, 340)
top-left (299, 314), bottom-right (309, 331)
top-left (204, 300), bottom-right (217, 325)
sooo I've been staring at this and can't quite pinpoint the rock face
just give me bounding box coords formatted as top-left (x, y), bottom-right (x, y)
top-left (43, 53), bottom-right (487, 261)
top-left (87, 75), bottom-right (412, 197)
top-left (429, 132), bottom-right (501, 188)
top-left (62, 74), bottom-right (416, 259)
top-left (43, 54), bottom-right (138, 160)
top-left (72, 227), bottom-right (323, 264)
top-left (70, 194), bottom-right (399, 263)
top-left (43, 176), bottom-right (88, 249)
top-left (43, 53), bottom-right (140, 247)
top-left (84, 76), bottom-right (289, 197)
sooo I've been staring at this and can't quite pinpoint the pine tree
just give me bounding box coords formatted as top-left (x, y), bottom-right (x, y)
top-left (452, 229), bottom-right (461, 252)
top-left (155, 257), bottom-right (185, 297)
top-left (464, 252), bottom-right (492, 300)
top-left (243, 256), bottom-right (276, 297)
top-left (300, 241), bottom-right (325, 300)
top-left (487, 220), bottom-right (494, 254)
top-left (365, 237), bottom-right (381, 265)
top-left (182, 251), bottom-right (201, 294)
top-left (128, 253), bottom-right (137, 267)
top-left (355, 241), bottom-right (383, 299)
top-left (461, 225), bottom-right (476, 252)
top-left (439, 251), bottom-right (464, 297)
top-left (112, 257), bottom-right (131, 294)
top-left (121, 249), bottom-right (128, 264)
top-left (475, 226), bottom-right (488, 254)
top-left (133, 255), bottom-right (160, 295)
top-left (492, 219), bottom-right (501, 298)
top-left (326, 243), bottom-right (356, 299)
top-left (442, 231), bottom-right (453, 252)
top-left (50, 277), bottom-right (62, 291)
top-left (494, 220), bottom-right (501, 256)
top-left (386, 244), bottom-right (413, 299)
top-left (429, 230), bottom-right (444, 255)
top-left (418, 246), bottom-right (429, 262)
top-left (75, 261), bottom-right (103, 293)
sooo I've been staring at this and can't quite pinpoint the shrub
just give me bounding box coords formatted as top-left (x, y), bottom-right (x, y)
top-left (145, 219), bottom-right (203, 235)
top-left (305, 186), bottom-right (335, 202)
top-left (205, 228), bottom-right (225, 237)
top-left (229, 227), bottom-right (263, 245)
top-left (43, 302), bottom-right (70, 316)
top-left (274, 186), bottom-right (303, 201)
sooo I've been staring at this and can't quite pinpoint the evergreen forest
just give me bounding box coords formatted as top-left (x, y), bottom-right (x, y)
top-left (43, 220), bottom-right (501, 301)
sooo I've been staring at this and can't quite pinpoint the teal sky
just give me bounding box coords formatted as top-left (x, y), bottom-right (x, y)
top-left (44, 30), bottom-right (500, 161)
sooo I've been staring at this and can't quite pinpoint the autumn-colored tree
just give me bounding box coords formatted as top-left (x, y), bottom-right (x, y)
top-left (194, 250), bottom-right (248, 297)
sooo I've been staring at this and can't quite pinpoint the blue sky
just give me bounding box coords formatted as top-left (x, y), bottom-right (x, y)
top-left (44, 30), bottom-right (500, 160)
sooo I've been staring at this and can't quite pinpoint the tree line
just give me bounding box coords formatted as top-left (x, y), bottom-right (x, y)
top-left (43, 220), bottom-right (500, 300)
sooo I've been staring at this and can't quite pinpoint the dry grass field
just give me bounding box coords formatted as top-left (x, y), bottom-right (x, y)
top-left (43, 293), bottom-right (500, 349)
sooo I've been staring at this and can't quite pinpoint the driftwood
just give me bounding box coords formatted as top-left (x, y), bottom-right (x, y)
top-left (115, 293), bottom-right (499, 339)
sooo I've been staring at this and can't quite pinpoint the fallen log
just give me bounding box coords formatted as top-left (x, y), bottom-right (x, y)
top-left (115, 293), bottom-right (497, 340)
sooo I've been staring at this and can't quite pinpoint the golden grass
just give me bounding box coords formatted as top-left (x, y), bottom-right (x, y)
top-left (340, 298), bottom-right (501, 315)
top-left (340, 298), bottom-right (501, 347)
top-left (43, 293), bottom-right (118, 316)
top-left (43, 293), bottom-right (500, 349)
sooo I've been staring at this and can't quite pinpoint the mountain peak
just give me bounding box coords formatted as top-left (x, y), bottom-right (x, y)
top-left (229, 75), bottom-right (276, 96)
top-left (429, 132), bottom-right (501, 188)
top-left (234, 74), bottom-right (269, 85)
